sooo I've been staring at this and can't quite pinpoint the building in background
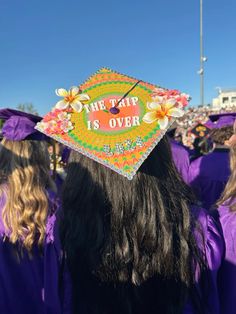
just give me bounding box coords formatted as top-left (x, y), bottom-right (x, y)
top-left (212, 88), bottom-right (236, 110)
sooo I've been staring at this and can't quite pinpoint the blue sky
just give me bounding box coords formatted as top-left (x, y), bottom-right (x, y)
top-left (0, 0), bottom-right (235, 115)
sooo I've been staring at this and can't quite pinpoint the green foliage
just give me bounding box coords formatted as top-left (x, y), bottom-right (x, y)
top-left (16, 103), bottom-right (38, 115)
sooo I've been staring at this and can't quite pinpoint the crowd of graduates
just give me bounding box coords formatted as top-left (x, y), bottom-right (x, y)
top-left (170, 113), bottom-right (235, 210)
top-left (1, 105), bottom-right (236, 314)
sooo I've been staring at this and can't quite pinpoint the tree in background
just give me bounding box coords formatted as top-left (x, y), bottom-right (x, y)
top-left (0, 120), bottom-right (3, 139)
top-left (16, 103), bottom-right (38, 115)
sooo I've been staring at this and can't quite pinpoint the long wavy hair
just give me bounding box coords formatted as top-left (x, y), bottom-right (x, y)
top-left (61, 136), bottom-right (206, 313)
top-left (0, 138), bottom-right (53, 251)
top-left (218, 144), bottom-right (236, 210)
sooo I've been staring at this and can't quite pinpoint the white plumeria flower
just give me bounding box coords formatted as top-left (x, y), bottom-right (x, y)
top-left (55, 86), bottom-right (90, 112)
top-left (143, 98), bottom-right (185, 130)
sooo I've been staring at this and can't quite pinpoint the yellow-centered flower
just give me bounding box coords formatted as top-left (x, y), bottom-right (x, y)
top-left (55, 86), bottom-right (90, 112)
top-left (143, 98), bottom-right (184, 130)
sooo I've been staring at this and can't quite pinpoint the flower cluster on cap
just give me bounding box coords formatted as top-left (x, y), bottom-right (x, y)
top-left (142, 88), bottom-right (189, 130)
top-left (37, 87), bottom-right (90, 135)
top-left (38, 109), bottom-right (73, 135)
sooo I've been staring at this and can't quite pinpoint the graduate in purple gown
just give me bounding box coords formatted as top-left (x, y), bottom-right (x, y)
top-left (170, 139), bottom-right (190, 184)
top-left (61, 146), bottom-right (71, 164)
top-left (56, 127), bottom-right (224, 312)
top-left (189, 114), bottom-right (235, 210)
top-left (168, 124), bottom-right (190, 184)
top-left (0, 109), bottom-right (71, 314)
top-left (60, 137), bottom-right (224, 314)
top-left (37, 77), bottom-right (224, 314)
top-left (216, 122), bottom-right (236, 314)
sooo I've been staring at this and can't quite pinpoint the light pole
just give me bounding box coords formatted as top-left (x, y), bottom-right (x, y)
top-left (198, 0), bottom-right (207, 107)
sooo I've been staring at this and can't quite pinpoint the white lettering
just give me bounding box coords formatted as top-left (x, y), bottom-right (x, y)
top-left (87, 120), bottom-right (92, 130)
top-left (132, 116), bottom-right (140, 126)
top-left (131, 97), bottom-right (139, 106)
top-left (84, 104), bottom-right (90, 113)
top-left (117, 99), bottom-right (126, 108)
top-left (126, 97), bottom-right (132, 106)
top-left (94, 120), bottom-right (100, 130)
top-left (87, 120), bottom-right (100, 130)
top-left (109, 118), bottom-right (117, 128)
top-left (108, 116), bottom-right (140, 129)
top-left (87, 97), bottom-right (140, 113)
top-left (98, 100), bottom-right (106, 110)
top-left (109, 99), bottom-right (117, 107)
top-left (125, 116), bottom-right (132, 127)
top-left (116, 117), bottom-right (124, 128)
top-left (90, 102), bottom-right (99, 112)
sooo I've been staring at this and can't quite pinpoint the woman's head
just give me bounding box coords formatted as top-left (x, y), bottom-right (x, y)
top-left (218, 122), bottom-right (236, 209)
top-left (210, 125), bottom-right (233, 146)
top-left (0, 138), bottom-right (53, 250)
top-left (61, 136), bottom-right (199, 286)
top-left (0, 138), bottom-right (50, 182)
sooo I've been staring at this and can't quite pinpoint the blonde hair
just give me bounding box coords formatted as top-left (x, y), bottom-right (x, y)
top-left (218, 145), bottom-right (236, 211)
top-left (0, 138), bottom-right (54, 250)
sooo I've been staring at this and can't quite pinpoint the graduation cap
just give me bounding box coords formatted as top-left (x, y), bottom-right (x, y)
top-left (0, 108), bottom-right (48, 141)
top-left (36, 68), bottom-right (189, 179)
top-left (207, 112), bottom-right (236, 129)
top-left (204, 120), bottom-right (215, 129)
top-left (191, 123), bottom-right (211, 137)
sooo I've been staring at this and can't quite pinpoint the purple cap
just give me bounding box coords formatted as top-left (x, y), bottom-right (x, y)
top-left (0, 108), bottom-right (48, 141)
top-left (206, 112), bottom-right (236, 129)
top-left (204, 120), bottom-right (215, 129)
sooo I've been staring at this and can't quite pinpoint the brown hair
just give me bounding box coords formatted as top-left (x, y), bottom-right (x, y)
top-left (0, 138), bottom-right (53, 250)
top-left (210, 126), bottom-right (233, 145)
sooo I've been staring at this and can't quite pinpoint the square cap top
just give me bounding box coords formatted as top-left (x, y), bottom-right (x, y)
top-left (36, 68), bottom-right (189, 179)
top-left (191, 123), bottom-right (210, 137)
top-left (207, 112), bottom-right (236, 129)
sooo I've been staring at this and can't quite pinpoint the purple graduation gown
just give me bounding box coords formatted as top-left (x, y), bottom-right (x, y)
top-left (170, 140), bottom-right (190, 184)
top-left (184, 207), bottom-right (224, 314)
top-left (0, 188), bottom-right (71, 314)
top-left (217, 202), bottom-right (236, 314)
top-left (189, 148), bottom-right (230, 210)
top-left (61, 147), bottom-right (71, 164)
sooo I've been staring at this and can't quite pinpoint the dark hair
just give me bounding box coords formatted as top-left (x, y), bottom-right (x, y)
top-left (60, 136), bottom-right (205, 313)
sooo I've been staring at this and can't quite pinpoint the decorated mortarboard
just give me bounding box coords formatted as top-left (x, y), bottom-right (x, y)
top-left (0, 108), bottom-right (48, 141)
top-left (35, 68), bottom-right (189, 179)
top-left (191, 123), bottom-right (210, 137)
top-left (207, 112), bottom-right (236, 129)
